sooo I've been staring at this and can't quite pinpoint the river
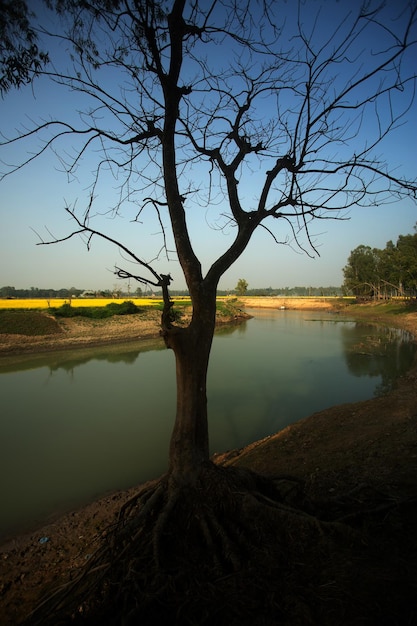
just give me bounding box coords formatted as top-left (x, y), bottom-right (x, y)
top-left (0, 309), bottom-right (415, 539)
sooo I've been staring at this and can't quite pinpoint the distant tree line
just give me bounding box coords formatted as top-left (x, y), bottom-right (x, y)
top-left (343, 226), bottom-right (417, 299)
top-left (0, 286), bottom-right (126, 299)
top-left (236, 286), bottom-right (343, 297)
top-left (0, 286), bottom-right (81, 298)
top-left (1, 285), bottom-right (345, 299)
top-left (0, 286), bottom-right (123, 298)
top-left (153, 287), bottom-right (344, 296)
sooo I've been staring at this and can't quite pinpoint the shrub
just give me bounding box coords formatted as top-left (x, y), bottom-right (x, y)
top-left (52, 303), bottom-right (75, 317)
top-left (50, 300), bottom-right (142, 319)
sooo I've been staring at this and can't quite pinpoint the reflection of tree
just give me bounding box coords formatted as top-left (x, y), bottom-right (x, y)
top-left (214, 320), bottom-right (248, 338)
top-left (48, 342), bottom-right (167, 374)
top-left (0, 339), bottom-right (165, 376)
top-left (341, 323), bottom-right (416, 396)
top-left (48, 351), bottom-right (141, 374)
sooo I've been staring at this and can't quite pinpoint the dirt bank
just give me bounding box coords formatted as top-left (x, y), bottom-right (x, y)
top-left (240, 296), bottom-right (340, 310)
top-left (0, 311), bottom-right (163, 356)
top-left (1, 300), bottom-right (417, 624)
top-left (0, 305), bottom-right (250, 356)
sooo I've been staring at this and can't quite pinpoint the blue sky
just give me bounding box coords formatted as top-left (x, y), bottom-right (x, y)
top-left (0, 0), bottom-right (416, 293)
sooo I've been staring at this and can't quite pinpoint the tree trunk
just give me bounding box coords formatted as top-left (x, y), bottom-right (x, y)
top-left (163, 289), bottom-right (217, 479)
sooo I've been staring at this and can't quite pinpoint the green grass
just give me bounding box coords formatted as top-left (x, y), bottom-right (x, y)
top-left (216, 297), bottom-right (243, 317)
top-left (0, 311), bottom-right (63, 336)
top-left (347, 300), bottom-right (417, 316)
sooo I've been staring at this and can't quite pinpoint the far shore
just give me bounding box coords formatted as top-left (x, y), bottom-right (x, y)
top-left (239, 295), bottom-right (343, 309)
top-left (0, 296), bottom-right (340, 357)
top-left (2, 296), bottom-right (417, 358)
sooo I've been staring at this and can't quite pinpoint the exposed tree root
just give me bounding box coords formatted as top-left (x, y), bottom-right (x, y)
top-left (23, 463), bottom-right (417, 626)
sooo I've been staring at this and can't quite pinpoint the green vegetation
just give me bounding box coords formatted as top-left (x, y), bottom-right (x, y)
top-left (346, 299), bottom-right (417, 317)
top-left (216, 297), bottom-right (243, 317)
top-left (154, 297), bottom-right (243, 324)
top-left (50, 300), bottom-right (142, 318)
top-left (0, 311), bottom-right (62, 336)
top-left (235, 278), bottom-right (248, 296)
top-left (0, 301), bottom-right (151, 335)
top-left (0, 286), bottom-right (84, 299)
top-left (343, 225), bottom-right (417, 298)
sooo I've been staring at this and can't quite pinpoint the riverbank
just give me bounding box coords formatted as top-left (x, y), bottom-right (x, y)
top-left (0, 303), bottom-right (249, 356)
top-left (0, 296), bottom-right (338, 357)
top-left (1, 298), bottom-right (417, 624)
top-left (0, 309), bottom-right (164, 356)
top-left (240, 295), bottom-right (341, 310)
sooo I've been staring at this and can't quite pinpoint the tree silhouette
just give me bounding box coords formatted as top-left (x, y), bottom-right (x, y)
top-left (2, 1), bottom-right (417, 623)
top-left (0, 0), bottom-right (48, 94)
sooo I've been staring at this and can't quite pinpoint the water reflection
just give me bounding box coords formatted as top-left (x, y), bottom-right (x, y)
top-left (0, 310), bottom-right (415, 540)
top-left (207, 312), bottom-right (416, 452)
top-left (0, 336), bottom-right (165, 375)
top-left (340, 324), bottom-right (415, 395)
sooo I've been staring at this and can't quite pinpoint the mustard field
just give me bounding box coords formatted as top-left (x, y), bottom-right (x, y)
top-left (0, 298), bottom-right (165, 310)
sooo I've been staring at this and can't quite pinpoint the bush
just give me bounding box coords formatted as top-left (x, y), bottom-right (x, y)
top-left (50, 300), bottom-right (142, 319)
top-left (105, 300), bottom-right (140, 316)
top-left (52, 303), bottom-right (75, 317)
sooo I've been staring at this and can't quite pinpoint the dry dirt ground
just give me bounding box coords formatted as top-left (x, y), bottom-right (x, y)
top-left (1, 299), bottom-right (417, 625)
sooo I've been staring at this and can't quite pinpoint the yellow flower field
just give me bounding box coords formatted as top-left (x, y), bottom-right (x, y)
top-left (0, 298), bottom-right (164, 310)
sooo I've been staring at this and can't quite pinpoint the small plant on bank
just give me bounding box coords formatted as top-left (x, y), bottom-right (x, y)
top-left (216, 297), bottom-right (243, 318)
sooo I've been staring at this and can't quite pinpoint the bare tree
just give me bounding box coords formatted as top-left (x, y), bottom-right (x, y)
top-left (2, 0), bottom-right (417, 623)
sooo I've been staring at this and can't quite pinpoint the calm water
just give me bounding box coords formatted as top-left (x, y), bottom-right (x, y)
top-left (0, 310), bottom-right (415, 539)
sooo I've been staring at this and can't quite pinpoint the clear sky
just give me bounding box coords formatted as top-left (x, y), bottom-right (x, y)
top-left (1, 0), bottom-right (416, 293)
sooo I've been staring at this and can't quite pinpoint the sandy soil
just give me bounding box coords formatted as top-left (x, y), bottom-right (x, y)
top-left (1, 299), bottom-right (417, 624)
top-left (239, 296), bottom-right (339, 310)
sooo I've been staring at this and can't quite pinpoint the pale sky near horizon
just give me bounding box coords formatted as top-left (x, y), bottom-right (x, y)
top-left (1, 0), bottom-right (416, 293)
